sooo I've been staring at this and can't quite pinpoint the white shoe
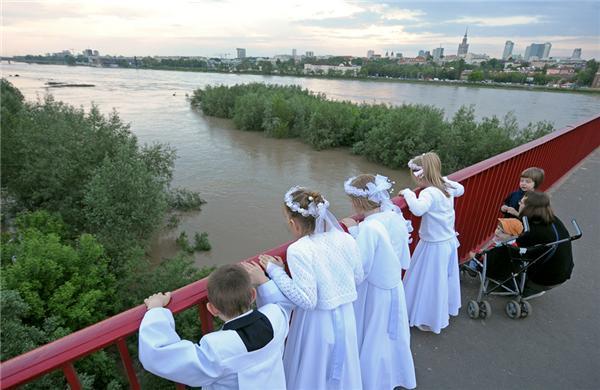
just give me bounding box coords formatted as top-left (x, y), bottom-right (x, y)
top-left (416, 325), bottom-right (432, 332)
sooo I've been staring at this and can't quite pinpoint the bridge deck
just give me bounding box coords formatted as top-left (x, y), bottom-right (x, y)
top-left (411, 148), bottom-right (599, 390)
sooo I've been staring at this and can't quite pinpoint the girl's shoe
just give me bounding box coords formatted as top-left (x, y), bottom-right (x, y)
top-left (416, 325), bottom-right (432, 332)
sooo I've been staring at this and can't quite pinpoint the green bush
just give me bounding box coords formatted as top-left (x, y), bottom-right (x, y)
top-left (194, 232), bottom-right (211, 251)
top-left (192, 82), bottom-right (554, 173)
top-left (167, 187), bottom-right (206, 211)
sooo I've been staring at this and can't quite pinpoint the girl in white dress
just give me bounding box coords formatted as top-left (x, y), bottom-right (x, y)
top-left (258, 186), bottom-right (364, 390)
top-left (399, 152), bottom-right (465, 334)
top-left (342, 174), bottom-right (416, 390)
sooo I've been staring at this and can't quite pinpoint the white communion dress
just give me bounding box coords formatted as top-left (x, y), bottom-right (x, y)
top-left (401, 177), bottom-right (465, 334)
top-left (348, 211), bottom-right (416, 390)
top-left (261, 229), bottom-right (364, 390)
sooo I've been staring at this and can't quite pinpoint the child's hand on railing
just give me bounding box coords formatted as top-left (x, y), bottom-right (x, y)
top-left (144, 292), bottom-right (171, 310)
top-left (258, 254), bottom-right (284, 269)
top-left (242, 262), bottom-right (269, 286)
top-left (341, 218), bottom-right (357, 228)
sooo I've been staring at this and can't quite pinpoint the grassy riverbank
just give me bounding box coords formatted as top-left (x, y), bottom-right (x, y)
top-left (191, 83), bottom-right (555, 174)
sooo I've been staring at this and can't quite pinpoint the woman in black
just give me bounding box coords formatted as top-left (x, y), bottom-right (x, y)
top-left (517, 191), bottom-right (574, 290)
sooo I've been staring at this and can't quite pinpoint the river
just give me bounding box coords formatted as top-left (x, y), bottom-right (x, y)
top-left (3, 62), bottom-right (599, 266)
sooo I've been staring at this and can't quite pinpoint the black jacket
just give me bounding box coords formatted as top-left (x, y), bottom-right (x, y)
top-left (516, 216), bottom-right (574, 286)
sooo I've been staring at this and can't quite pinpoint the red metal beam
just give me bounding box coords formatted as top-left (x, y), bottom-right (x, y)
top-left (1, 113), bottom-right (599, 389)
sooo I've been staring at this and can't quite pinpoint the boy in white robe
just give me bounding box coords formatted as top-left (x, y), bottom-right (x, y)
top-left (138, 264), bottom-right (291, 390)
top-left (342, 174), bottom-right (416, 390)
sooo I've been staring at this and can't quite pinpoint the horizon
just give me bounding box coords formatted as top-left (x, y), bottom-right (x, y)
top-left (2, 0), bottom-right (599, 59)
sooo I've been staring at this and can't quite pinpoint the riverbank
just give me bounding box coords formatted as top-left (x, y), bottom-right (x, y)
top-left (6, 60), bottom-right (600, 95)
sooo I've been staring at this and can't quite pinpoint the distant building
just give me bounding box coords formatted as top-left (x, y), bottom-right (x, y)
top-left (457, 28), bottom-right (469, 57)
top-left (236, 48), bottom-right (246, 59)
top-left (542, 42), bottom-right (552, 59)
top-left (418, 50), bottom-right (430, 58)
top-left (465, 52), bottom-right (489, 65)
top-left (502, 41), bottom-right (514, 60)
top-left (83, 49), bottom-right (93, 56)
top-left (305, 51), bottom-right (314, 57)
top-left (92, 50), bottom-right (99, 56)
top-left (395, 52), bottom-right (403, 58)
top-left (303, 63), bottom-right (361, 76)
top-left (525, 42), bottom-right (551, 61)
top-left (292, 49), bottom-right (297, 60)
top-left (592, 72), bottom-right (600, 89)
top-left (572, 48), bottom-right (582, 59)
top-left (399, 56), bottom-right (427, 64)
top-left (432, 47), bottom-right (444, 61)
top-left (367, 50), bottom-right (375, 59)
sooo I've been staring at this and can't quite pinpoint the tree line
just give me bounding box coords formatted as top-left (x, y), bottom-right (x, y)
top-left (1, 79), bottom-right (212, 389)
top-left (191, 83), bottom-right (554, 174)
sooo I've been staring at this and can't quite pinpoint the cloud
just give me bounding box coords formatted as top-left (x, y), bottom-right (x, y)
top-left (448, 16), bottom-right (545, 27)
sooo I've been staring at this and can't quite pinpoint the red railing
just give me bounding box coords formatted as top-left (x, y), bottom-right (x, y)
top-left (1, 114), bottom-right (598, 389)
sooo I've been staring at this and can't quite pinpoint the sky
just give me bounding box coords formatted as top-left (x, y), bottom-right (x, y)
top-left (2, 0), bottom-right (599, 59)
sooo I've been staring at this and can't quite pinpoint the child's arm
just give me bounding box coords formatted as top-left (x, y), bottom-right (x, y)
top-left (242, 261), bottom-right (295, 321)
top-left (138, 306), bottom-right (224, 387)
top-left (263, 248), bottom-right (318, 310)
top-left (352, 223), bottom-right (378, 278)
top-left (399, 188), bottom-right (433, 217)
top-left (443, 177), bottom-right (464, 197)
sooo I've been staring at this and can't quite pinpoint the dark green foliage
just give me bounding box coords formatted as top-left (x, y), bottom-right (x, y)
top-left (233, 92), bottom-right (269, 131)
top-left (193, 83), bottom-right (555, 173)
top-left (176, 231), bottom-right (195, 253)
top-left (0, 81), bottom-right (212, 387)
top-left (576, 59), bottom-right (599, 86)
top-left (194, 232), bottom-right (211, 251)
top-left (83, 143), bottom-right (169, 257)
top-left (167, 188), bottom-right (206, 211)
top-left (2, 222), bottom-right (116, 331)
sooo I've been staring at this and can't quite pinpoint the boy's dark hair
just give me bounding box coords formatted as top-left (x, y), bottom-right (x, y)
top-left (519, 191), bottom-right (555, 225)
top-left (207, 264), bottom-right (253, 318)
top-left (521, 167), bottom-right (545, 189)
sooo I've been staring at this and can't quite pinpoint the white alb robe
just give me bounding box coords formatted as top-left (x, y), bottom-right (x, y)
top-left (401, 177), bottom-right (465, 334)
top-left (348, 212), bottom-right (416, 390)
top-left (262, 229), bottom-right (364, 390)
top-left (138, 302), bottom-right (291, 390)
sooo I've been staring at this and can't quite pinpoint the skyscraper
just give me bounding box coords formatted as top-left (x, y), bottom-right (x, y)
top-left (433, 47), bottom-right (444, 61)
top-left (524, 43), bottom-right (548, 60)
top-left (502, 41), bottom-right (514, 60)
top-left (367, 50), bottom-right (375, 59)
top-left (292, 49), bottom-right (297, 60)
top-left (457, 28), bottom-right (469, 57)
top-left (542, 42), bottom-right (552, 59)
top-left (236, 48), bottom-right (246, 59)
top-left (572, 48), bottom-right (582, 59)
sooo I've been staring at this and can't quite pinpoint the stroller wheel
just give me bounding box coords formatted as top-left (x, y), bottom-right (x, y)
top-left (505, 300), bottom-right (521, 319)
top-left (520, 301), bottom-right (532, 318)
top-left (479, 300), bottom-right (492, 319)
top-left (467, 300), bottom-right (479, 319)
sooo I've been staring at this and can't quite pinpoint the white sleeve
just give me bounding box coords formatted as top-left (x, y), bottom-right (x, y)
top-left (347, 225), bottom-right (359, 238)
top-left (444, 177), bottom-right (465, 198)
top-left (402, 189), bottom-right (434, 216)
top-left (354, 224), bottom-right (378, 278)
top-left (256, 280), bottom-right (294, 322)
top-left (138, 308), bottom-right (224, 387)
top-left (388, 218), bottom-right (412, 270)
top-left (266, 246), bottom-right (317, 310)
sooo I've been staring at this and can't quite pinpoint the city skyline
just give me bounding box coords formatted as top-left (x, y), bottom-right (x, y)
top-left (2, 0), bottom-right (598, 59)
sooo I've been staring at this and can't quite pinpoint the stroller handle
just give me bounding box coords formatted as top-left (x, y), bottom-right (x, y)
top-left (570, 219), bottom-right (583, 240)
top-left (522, 216), bottom-right (530, 234)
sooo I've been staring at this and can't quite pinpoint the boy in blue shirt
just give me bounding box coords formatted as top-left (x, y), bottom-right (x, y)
top-left (500, 167), bottom-right (545, 218)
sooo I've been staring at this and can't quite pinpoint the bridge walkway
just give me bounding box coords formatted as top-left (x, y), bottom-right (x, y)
top-left (411, 148), bottom-right (599, 390)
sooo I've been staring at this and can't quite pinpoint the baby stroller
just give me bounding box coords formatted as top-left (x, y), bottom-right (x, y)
top-left (463, 217), bottom-right (582, 320)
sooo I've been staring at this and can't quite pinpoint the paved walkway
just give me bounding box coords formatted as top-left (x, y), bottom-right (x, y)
top-left (411, 148), bottom-right (599, 390)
